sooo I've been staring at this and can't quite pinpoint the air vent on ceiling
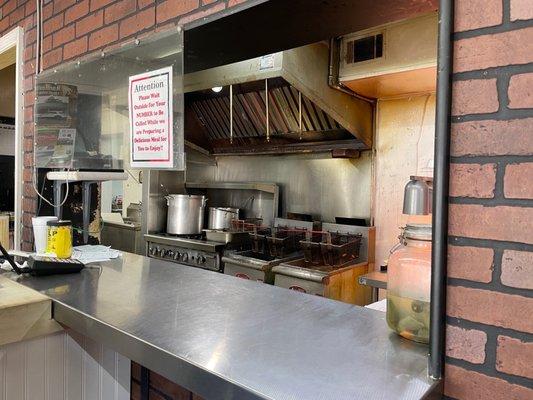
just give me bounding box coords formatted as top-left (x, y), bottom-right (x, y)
top-left (345, 33), bottom-right (383, 64)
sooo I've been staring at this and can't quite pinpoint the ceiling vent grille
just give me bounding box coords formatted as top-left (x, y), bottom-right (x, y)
top-left (345, 33), bottom-right (383, 65)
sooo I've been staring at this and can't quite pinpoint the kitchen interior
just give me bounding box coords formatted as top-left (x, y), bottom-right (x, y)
top-left (21, 3), bottom-right (440, 399)
top-left (96, 12), bottom-right (437, 314)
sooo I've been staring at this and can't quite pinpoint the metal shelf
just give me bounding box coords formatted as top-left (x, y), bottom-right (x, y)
top-left (46, 171), bottom-right (128, 182)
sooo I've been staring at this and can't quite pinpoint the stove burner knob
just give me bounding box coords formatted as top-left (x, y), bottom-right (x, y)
top-left (197, 255), bottom-right (206, 264)
top-left (148, 246), bottom-right (156, 256)
top-left (181, 253), bottom-right (189, 262)
top-left (173, 251), bottom-right (181, 260)
top-left (152, 246), bottom-right (161, 256)
top-left (167, 250), bottom-right (175, 258)
top-left (159, 248), bottom-right (167, 257)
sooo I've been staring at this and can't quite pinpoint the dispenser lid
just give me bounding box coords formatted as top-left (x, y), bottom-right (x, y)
top-left (404, 223), bottom-right (432, 241)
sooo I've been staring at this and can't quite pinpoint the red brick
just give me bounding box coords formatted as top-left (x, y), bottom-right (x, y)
top-left (148, 389), bottom-right (166, 400)
top-left (496, 336), bottom-right (533, 379)
top-left (508, 73), bottom-right (533, 109)
top-left (23, 76), bottom-right (34, 92)
top-left (119, 6), bottom-right (155, 38)
top-left (446, 325), bottom-right (487, 364)
top-left (501, 250), bottom-right (533, 290)
top-left (1, 1), bottom-right (17, 16)
top-left (91, 0), bottom-right (115, 12)
top-left (64, 36), bottom-right (88, 59)
top-left (76, 10), bottom-right (103, 37)
top-left (24, 45), bottom-right (34, 62)
top-left (0, 18), bottom-right (9, 35)
top-left (131, 380), bottom-right (140, 400)
top-left (22, 183), bottom-right (35, 199)
top-left (42, 35), bottom-right (53, 53)
top-left (451, 118), bottom-right (533, 157)
top-left (138, 0), bottom-right (154, 8)
top-left (24, 60), bottom-right (37, 78)
top-left (150, 370), bottom-right (190, 399)
top-left (452, 79), bottom-right (498, 116)
top-left (23, 198), bottom-right (36, 213)
top-left (43, 2), bottom-right (54, 20)
top-left (156, 0), bottom-right (198, 24)
top-left (25, 27), bottom-right (37, 46)
top-left (54, 0), bottom-right (77, 14)
top-left (23, 138), bottom-right (33, 153)
top-left (448, 245), bottom-right (493, 283)
top-left (43, 13), bottom-right (64, 36)
top-left (202, 0), bottom-right (218, 4)
top-left (24, 105), bottom-right (33, 123)
top-left (65, 0), bottom-right (90, 22)
top-left (22, 213), bottom-right (34, 229)
top-left (454, 27), bottom-right (533, 73)
top-left (449, 204), bottom-right (533, 244)
top-left (23, 168), bottom-right (33, 183)
top-left (179, 1), bottom-right (225, 25)
top-left (42, 47), bottom-right (63, 69)
top-left (88, 24), bottom-right (118, 50)
top-left (25, 90), bottom-right (35, 107)
top-left (447, 286), bottom-right (533, 333)
top-left (23, 153), bottom-right (34, 168)
top-left (23, 122), bottom-right (34, 138)
top-left (510, 0), bottom-right (533, 21)
top-left (105, 0), bottom-right (136, 24)
top-left (444, 364), bottom-right (533, 400)
top-left (9, 6), bottom-right (25, 25)
top-left (131, 362), bottom-right (141, 380)
top-left (19, 15), bottom-right (35, 32)
top-left (228, 0), bottom-right (246, 6)
top-left (53, 24), bottom-right (75, 48)
top-left (449, 163), bottom-right (496, 198)
top-left (25, 0), bottom-right (37, 17)
top-left (504, 162), bottom-right (533, 199)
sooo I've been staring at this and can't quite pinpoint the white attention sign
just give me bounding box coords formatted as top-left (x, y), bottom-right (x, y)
top-left (128, 66), bottom-right (173, 168)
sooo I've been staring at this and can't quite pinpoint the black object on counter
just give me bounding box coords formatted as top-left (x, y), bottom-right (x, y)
top-left (0, 242), bottom-right (84, 276)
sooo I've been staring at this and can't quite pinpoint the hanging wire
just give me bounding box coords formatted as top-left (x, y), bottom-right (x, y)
top-left (298, 90), bottom-right (302, 140)
top-left (229, 84), bottom-right (233, 144)
top-left (265, 78), bottom-right (270, 142)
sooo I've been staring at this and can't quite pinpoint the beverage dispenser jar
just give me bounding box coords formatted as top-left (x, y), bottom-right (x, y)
top-left (386, 223), bottom-right (432, 343)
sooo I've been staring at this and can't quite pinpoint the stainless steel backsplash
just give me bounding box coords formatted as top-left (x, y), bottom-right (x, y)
top-left (186, 152), bottom-right (371, 223)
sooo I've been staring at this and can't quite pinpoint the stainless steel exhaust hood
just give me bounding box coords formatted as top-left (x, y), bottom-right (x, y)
top-left (183, 42), bottom-right (373, 155)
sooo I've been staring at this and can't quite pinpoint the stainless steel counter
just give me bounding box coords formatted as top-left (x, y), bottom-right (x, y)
top-left (5, 252), bottom-right (439, 400)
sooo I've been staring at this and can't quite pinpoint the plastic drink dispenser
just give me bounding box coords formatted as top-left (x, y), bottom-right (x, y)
top-left (386, 223), bottom-right (432, 343)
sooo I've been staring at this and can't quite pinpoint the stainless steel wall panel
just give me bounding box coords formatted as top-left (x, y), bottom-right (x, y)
top-left (187, 152), bottom-right (371, 222)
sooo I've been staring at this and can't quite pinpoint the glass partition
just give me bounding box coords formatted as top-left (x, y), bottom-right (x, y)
top-left (34, 28), bottom-right (184, 171)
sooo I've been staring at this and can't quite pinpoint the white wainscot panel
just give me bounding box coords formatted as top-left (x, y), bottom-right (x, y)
top-left (0, 330), bottom-right (130, 400)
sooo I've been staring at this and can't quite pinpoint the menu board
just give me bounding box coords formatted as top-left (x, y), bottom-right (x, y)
top-left (128, 66), bottom-right (173, 168)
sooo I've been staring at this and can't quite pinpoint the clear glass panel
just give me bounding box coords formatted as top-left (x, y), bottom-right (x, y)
top-left (35, 28), bottom-right (184, 171)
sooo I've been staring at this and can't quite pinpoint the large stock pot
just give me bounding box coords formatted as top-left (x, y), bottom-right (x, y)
top-left (165, 194), bottom-right (207, 235)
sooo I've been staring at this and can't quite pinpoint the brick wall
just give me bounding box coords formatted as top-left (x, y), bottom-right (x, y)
top-left (1, 0), bottom-right (533, 398)
top-left (446, 0), bottom-right (533, 398)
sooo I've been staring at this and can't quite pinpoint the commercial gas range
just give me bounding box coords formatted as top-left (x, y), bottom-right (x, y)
top-left (145, 234), bottom-right (225, 272)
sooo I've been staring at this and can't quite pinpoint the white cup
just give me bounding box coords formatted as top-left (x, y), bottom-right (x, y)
top-left (32, 216), bottom-right (58, 254)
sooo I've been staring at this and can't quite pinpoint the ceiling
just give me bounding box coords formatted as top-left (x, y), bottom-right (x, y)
top-left (183, 0), bottom-right (439, 73)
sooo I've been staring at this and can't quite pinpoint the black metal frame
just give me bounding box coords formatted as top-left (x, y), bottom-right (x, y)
top-left (429, 0), bottom-right (453, 380)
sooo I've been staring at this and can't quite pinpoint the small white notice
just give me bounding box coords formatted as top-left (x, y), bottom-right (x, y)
top-left (128, 66), bottom-right (173, 168)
